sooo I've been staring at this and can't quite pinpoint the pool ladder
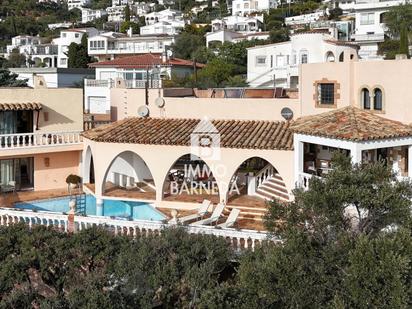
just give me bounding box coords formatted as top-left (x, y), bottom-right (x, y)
top-left (75, 193), bottom-right (87, 215)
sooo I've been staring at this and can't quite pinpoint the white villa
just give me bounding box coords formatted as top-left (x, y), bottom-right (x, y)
top-left (54, 28), bottom-right (99, 68)
top-left (81, 8), bottom-right (108, 23)
top-left (232, 0), bottom-right (277, 16)
top-left (206, 15), bottom-right (268, 47)
top-left (84, 53), bottom-right (203, 114)
top-left (247, 31), bottom-right (359, 88)
top-left (5, 36), bottom-right (58, 68)
top-left (352, 0), bottom-right (405, 60)
top-left (87, 31), bottom-right (175, 62)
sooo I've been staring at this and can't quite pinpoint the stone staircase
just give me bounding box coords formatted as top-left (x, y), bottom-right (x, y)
top-left (255, 174), bottom-right (290, 202)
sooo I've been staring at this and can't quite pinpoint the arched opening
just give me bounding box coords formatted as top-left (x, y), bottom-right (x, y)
top-left (162, 154), bottom-right (220, 204)
top-left (102, 151), bottom-right (156, 200)
top-left (380, 12), bottom-right (387, 24)
top-left (339, 52), bottom-right (344, 62)
top-left (325, 51), bottom-right (335, 62)
top-left (227, 157), bottom-right (289, 207)
top-left (373, 88), bottom-right (383, 110)
top-left (84, 146), bottom-right (95, 192)
top-left (361, 88), bottom-right (370, 109)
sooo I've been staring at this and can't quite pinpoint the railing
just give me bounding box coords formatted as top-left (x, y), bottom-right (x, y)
top-left (353, 33), bottom-right (385, 42)
top-left (85, 79), bottom-right (114, 88)
top-left (125, 79), bottom-right (161, 89)
top-left (0, 131), bottom-right (83, 150)
top-left (83, 120), bottom-right (111, 131)
top-left (0, 208), bottom-right (278, 251)
top-left (256, 164), bottom-right (275, 188)
top-left (297, 172), bottom-right (322, 191)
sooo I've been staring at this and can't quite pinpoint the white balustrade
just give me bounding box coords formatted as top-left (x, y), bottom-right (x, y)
top-left (298, 172), bottom-right (322, 191)
top-left (85, 79), bottom-right (114, 87)
top-left (0, 208), bottom-right (279, 251)
top-left (255, 164), bottom-right (275, 188)
top-left (0, 131), bottom-right (83, 150)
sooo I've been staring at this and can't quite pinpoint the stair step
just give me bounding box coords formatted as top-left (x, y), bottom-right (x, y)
top-left (256, 189), bottom-right (289, 201)
top-left (226, 205), bottom-right (267, 212)
top-left (258, 185), bottom-right (289, 198)
top-left (261, 181), bottom-right (288, 194)
top-left (265, 178), bottom-right (287, 188)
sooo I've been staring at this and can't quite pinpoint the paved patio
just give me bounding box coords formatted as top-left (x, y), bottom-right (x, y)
top-left (0, 188), bottom-right (72, 208)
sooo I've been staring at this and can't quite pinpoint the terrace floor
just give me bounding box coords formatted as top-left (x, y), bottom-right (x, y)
top-left (0, 188), bottom-right (72, 208)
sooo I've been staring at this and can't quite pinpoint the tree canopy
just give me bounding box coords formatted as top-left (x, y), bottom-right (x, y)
top-left (66, 35), bottom-right (93, 68)
top-left (0, 69), bottom-right (28, 87)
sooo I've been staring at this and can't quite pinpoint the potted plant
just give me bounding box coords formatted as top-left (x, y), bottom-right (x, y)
top-left (66, 174), bottom-right (81, 194)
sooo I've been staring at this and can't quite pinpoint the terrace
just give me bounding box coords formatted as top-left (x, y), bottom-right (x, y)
top-left (292, 107), bottom-right (412, 189)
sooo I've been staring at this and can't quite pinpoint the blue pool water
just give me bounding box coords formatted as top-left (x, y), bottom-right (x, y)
top-left (15, 195), bottom-right (166, 221)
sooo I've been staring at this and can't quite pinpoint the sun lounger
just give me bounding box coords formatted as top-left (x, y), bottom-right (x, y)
top-left (217, 208), bottom-right (240, 228)
top-left (191, 203), bottom-right (225, 226)
top-left (169, 199), bottom-right (211, 224)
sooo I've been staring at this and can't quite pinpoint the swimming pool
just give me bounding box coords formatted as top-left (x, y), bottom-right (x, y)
top-left (15, 195), bottom-right (166, 221)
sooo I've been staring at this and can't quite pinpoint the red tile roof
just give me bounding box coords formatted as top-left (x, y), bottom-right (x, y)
top-left (0, 102), bottom-right (42, 111)
top-left (83, 117), bottom-right (293, 150)
top-left (89, 54), bottom-right (205, 69)
top-left (290, 106), bottom-right (412, 141)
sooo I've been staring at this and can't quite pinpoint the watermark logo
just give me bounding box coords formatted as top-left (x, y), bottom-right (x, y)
top-left (168, 117), bottom-right (239, 199)
top-left (190, 117), bottom-right (220, 161)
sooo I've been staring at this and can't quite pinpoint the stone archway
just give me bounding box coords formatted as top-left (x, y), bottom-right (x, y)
top-left (162, 153), bottom-right (220, 204)
top-left (101, 151), bottom-right (156, 200)
top-left (226, 156), bottom-right (290, 207)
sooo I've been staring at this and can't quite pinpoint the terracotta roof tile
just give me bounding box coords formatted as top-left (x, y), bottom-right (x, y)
top-left (290, 106), bottom-right (412, 141)
top-left (89, 53), bottom-right (205, 68)
top-left (0, 102), bottom-right (42, 111)
top-left (82, 117), bottom-right (294, 150)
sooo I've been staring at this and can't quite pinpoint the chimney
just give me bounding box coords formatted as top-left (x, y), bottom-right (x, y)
top-left (127, 27), bottom-right (133, 37)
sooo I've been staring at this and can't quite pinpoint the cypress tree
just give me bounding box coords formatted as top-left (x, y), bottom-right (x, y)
top-left (399, 23), bottom-right (410, 57)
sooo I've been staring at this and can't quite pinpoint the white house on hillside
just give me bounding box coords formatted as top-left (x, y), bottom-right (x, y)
top-left (81, 8), bottom-right (107, 23)
top-left (247, 31), bottom-right (359, 88)
top-left (206, 15), bottom-right (268, 47)
top-left (353, 0), bottom-right (405, 60)
top-left (144, 9), bottom-right (183, 25)
top-left (67, 0), bottom-right (90, 10)
top-left (87, 31), bottom-right (175, 62)
top-left (140, 21), bottom-right (184, 35)
top-left (5, 35), bottom-right (58, 68)
top-left (53, 28), bottom-right (99, 68)
top-left (232, 0), bottom-right (277, 16)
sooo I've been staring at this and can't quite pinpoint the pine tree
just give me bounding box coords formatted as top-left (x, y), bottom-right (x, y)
top-left (124, 4), bottom-right (131, 23)
top-left (0, 69), bottom-right (28, 87)
top-left (66, 34), bottom-right (93, 68)
top-left (399, 23), bottom-right (410, 57)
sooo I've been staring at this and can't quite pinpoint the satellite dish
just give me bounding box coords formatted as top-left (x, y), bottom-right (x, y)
top-left (166, 49), bottom-right (173, 58)
top-left (138, 105), bottom-right (149, 117)
top-left (155, 97), bottom-right (165, 108)
top-left (281, 107), bottom-right (293, 120)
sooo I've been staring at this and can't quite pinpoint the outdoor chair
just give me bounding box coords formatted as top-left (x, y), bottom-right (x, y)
top-left (169, 199), bottom-right (211, 224)
top-left (191, 203), bottom-right (225, 226)
top-left (217, 208), bottom-right (241, 228)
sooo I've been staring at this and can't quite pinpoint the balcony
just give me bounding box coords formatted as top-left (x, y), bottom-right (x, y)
top-left (0, 131), bottom-right (83, 153)
top-left (353, 33), bottom-right (385, 42)
top-left (85, 79), bottom-right (114, 88)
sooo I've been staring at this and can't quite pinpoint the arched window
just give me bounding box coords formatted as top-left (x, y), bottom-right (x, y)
top-left (374, 88), bottom-right (383, 110)
top-left (339, 52), bottom-right (344, 62)
top-left (325, 51), bottom-right (335, 62)
top-left (362, 88), bottom-right (370, 109)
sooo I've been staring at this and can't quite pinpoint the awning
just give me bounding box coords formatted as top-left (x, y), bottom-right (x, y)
top-left (0, 103), bottom-right (42, 111)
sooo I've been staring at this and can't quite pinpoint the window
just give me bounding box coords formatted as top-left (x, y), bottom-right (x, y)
top-left (244, 3), bottom-right (249, 8)
top-left (270, 55), bottom-right (273, 68)
top-left (300, 51), bottom-right (308, 64)
top-left (374, 88), bottom-right (383, 110)
top-left (62, 33), bottom-right (67, 38)
top-left (325, 51), bottom-right (335, 62)
top-left (360, 13), bottom-right (374, 25)
top-left (256, 56), bottom-right (266, 65)
top-left (75, 33), bottom-right (80, 38)
top-left (362, 88), bottom-right (370, 109)
top-left (339, 52), bottom-right (344, 62)
top-left (318, 83), bottom-right (335, 105)
top-left (60, 58), bottom-right (67, 65)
